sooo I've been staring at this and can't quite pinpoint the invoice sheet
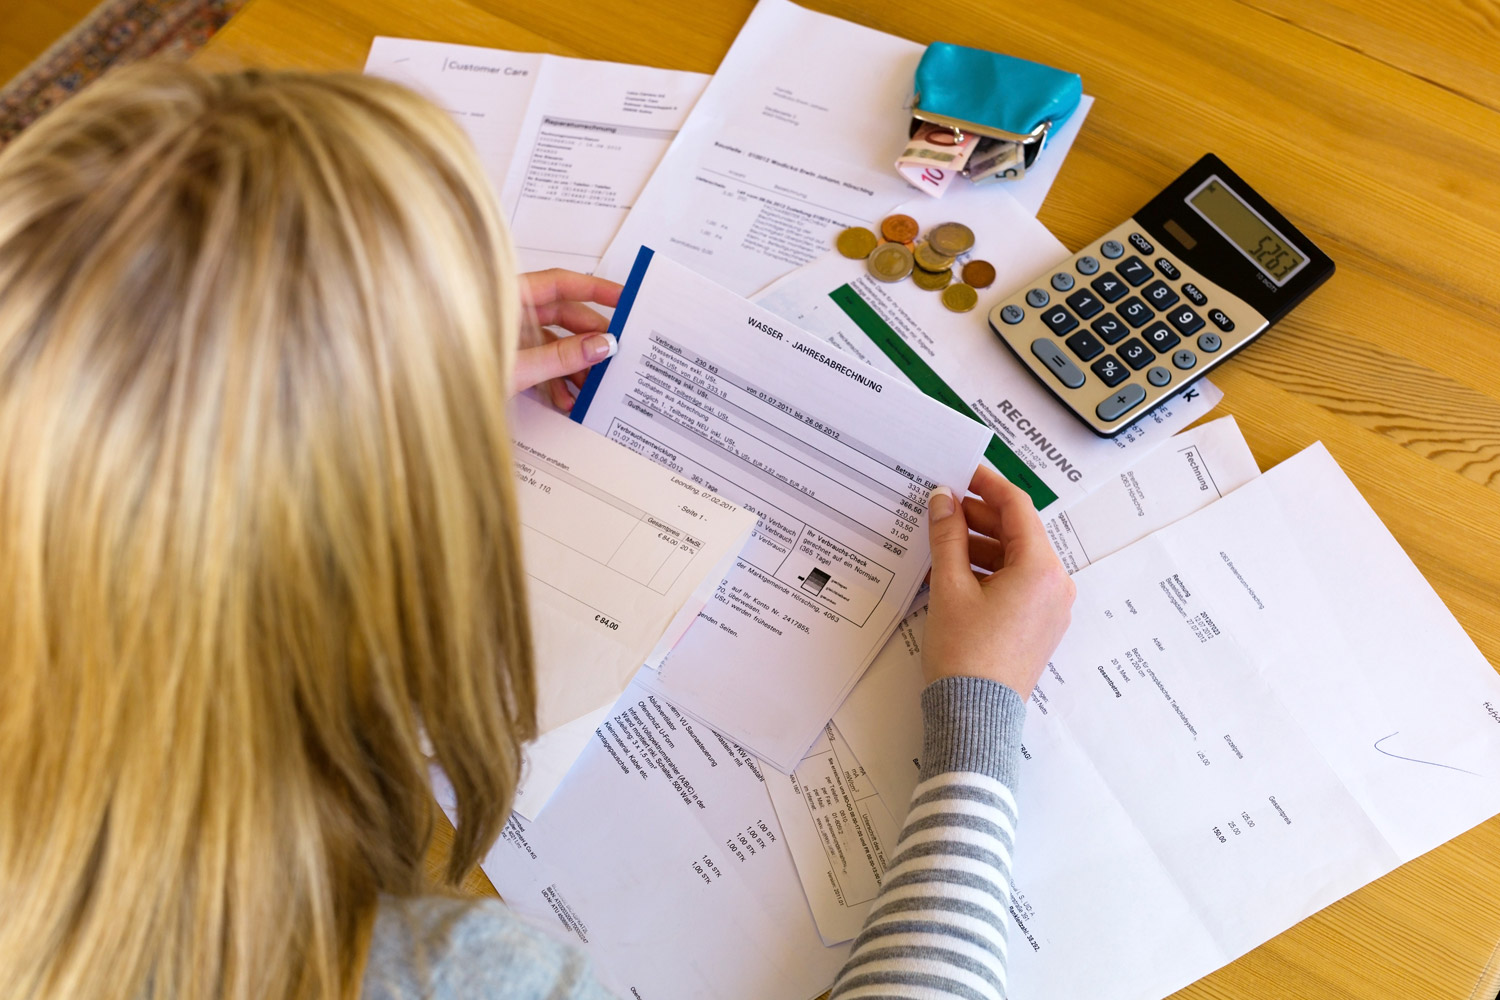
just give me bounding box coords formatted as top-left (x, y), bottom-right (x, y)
top-left (509, 394), bottom-right (754, 818)
top-left (836, 414), bottom-right (1261, 814)
top-left (595, 0), bottom-right (1091, 295)
top-left (570, 248), bottom-right (992, 773)
top-left (764, 722), bottom-right (902, 944)
top-left (451, 678), bottom-right (852, 1000)
top-left (755, 182), bottom-right (1224, 515)
top-left (364, 38), bottom-right (707, 273)
top-left (837, 443), bottom-right (1500, 1000)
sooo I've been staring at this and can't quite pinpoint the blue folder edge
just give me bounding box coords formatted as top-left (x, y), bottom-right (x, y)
top-left (569, 245), bottom-right (654, 423)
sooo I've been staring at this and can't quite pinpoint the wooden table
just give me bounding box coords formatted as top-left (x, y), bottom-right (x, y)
top-left (199, 2), bottom-right (1500, 997)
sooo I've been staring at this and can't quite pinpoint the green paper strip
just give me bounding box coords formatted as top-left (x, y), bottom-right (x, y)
top-left (828, 284), bottom-right (1058, 511)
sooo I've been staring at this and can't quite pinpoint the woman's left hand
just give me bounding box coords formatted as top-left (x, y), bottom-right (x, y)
top-left (512, 269), bottom-right (624, 411)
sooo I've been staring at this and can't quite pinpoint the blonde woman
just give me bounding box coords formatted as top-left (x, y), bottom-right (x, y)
top-left (0, 66), bottom-right (1072, 1000)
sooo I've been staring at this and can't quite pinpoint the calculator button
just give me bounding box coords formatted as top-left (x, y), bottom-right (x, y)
top-left (1090, 273), bottom-right (1129, 303)
top-left (1065, 330), bottom-right (1105, 362)
top-left (1096, 383), bottom-right (1146, 422)
top-left (1141, 322), bottom-right (1180, 354)
top-left (1025, 288), bottom-right (1051, 308)
top-left (1118, 297), bottom-right (1154, 327)
top-left (1197, 332), bottom-right (1223, 353)
top-left (1091, 313), bottom-right (1128, 344)
top-left (1051, 272), bottom-right (1076, 292)
top-left (1142, 280), bottom-right (1179, 311)
top-left (1030, 338), bottom-right (1086, 389)
top-left (1172, 349), bottom-right (1198, 370)
top-left (1040, 306), bottom-right (1078, 336)
top-left (1181, 282), bottom-right (1207, 307)
top-left (1116, 256), bottom-right (1153, 286)
top-left (1065, 289), bottom-right (1104, 319)
top-left (999, 304), bottom-right (1025, 325)
top-left (1166, 306), bottom-right (1205, 336)
top-left (1118, 338), bottom-right (1154, 370)
top-left (1208, 308), bottom-right (1235, 332)
top-left (1100, 239), bottom-right (1125, 259)
top-left (1075, 255), bottom-right (1100, 275)
top-left (1090, 355), bottom-right (1129, 387)
top-left (1147, 366), bottom-right (1172, 387)
top-left (1155, 257), bottom-right (1181, 280)
top-left (1129, 232), bottom-right (1155, 255)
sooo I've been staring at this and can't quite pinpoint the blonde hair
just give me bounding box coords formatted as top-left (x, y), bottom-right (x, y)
top-left (0, 66), bottom-right (536, 998)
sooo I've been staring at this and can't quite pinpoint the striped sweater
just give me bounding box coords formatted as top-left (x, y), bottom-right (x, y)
top-left (829, 675), bottom-right (1026, 1000)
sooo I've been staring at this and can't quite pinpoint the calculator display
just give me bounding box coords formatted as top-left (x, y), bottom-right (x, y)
top-left (1187, 177), bottom-right (1307, 285)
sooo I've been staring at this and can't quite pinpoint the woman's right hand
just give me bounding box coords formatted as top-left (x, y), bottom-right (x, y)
top-left (921, 466), bottom-right (1076, 699)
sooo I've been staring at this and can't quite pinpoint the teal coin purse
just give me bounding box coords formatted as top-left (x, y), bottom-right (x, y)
top-left (912, 42), bottom-right (1082, 176)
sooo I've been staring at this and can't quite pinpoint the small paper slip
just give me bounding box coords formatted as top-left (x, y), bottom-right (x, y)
top-left (596, 0), bottom-right (1091, 296)
top-left (764, 723), bottom-right (902, 944)
top-left (442, 678), bottom-right (853, 1000)
top-left (839, 440), bottom-right (1500, 1000)
top-left (365, 38), bottom-right (707, 273)
top-left (570, 248), bottom-right (992, 773)
top-left (508, 394), bottom-right (754, 818)
top-left (755, 182), bottom-right (1224, 516)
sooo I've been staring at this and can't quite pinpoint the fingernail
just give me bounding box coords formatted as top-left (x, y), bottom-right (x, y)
top-left (928, 485), bottom-right (954, 521)
top-left (584, 333), bottom-right (617, 362)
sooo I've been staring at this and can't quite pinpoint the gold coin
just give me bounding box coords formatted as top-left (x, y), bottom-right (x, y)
top-left (867, 242), bottom-right (914, 283)
top-left (941, 282), bottom-right (979, 312)
top-left (880, 214), bottom-right (920, 243)
top-left (835, 226), bottom-right (878, 260)
top-left (928, 221), bottom-right (976, 257)
top-left (912, 266), bottom-right (953, 291)
top-left (961, 259), bottom-right (997, 289)
top-left (912, 242), bottom-right (955, 272)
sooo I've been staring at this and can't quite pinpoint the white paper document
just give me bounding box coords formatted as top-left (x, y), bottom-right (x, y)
top-left (461, 678), bottom-right (851, 1000)
top-left (596, 0), bottom-right (1090, 295)
top-left (365, 37), bottom-right (708, 273)
top-left (508, 395), bottom-right (754, 817)
top-left (755, 182), bottom-right (1224, 515)
top-left (765, 722), bottom-right (902, 944)
top-left (570, 249), bottom-right (991, 772)
top-left (837, 442), bottom-right (1500, 1000)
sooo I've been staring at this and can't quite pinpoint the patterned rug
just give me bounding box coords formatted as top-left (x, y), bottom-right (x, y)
top-left (0, 0), bottom-right (247, 148)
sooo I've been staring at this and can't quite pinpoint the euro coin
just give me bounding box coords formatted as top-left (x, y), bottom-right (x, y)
top-left (928, 222), bottom-right (976, 257)
top-left (913, 242), bottom-right (955, 272)
top-left (867, 242), bottom-right (914, 283)
top-left (941, 282), bottom-right (979, 312)
top-left (961, 259), bottom-right (997, 289)
top-left (836, 226), bottom-right (878, 259)
top-left (880, 214), bottom-right (920, 244)
top-left (912, 266), bottom-right (952, 291)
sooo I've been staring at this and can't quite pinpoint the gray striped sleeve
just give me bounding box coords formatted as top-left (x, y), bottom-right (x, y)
top-left (828, 676), bottom-right (1026, 1000)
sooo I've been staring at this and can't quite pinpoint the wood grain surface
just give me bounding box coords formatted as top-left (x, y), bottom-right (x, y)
top-left (197, 2), bottom-right (1500, 997)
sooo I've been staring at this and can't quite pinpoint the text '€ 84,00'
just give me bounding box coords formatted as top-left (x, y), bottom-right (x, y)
top-left (986, 153), bottom-right (1335, 437)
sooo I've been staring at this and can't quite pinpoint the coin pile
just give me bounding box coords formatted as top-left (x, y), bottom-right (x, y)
top-left (835, 215), bottom-right (995, 313)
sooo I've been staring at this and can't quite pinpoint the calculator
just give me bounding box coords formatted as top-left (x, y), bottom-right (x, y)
top-left (987, 153), bottom-right (1334, 437)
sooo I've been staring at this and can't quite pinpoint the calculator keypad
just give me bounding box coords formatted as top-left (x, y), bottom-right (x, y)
top-left (1091, 273), bottom-right (1129, 302)
top-left (1091, 355), bottom-right (1129, 387)
top-left (1041, 306), bottom-right (1078, 336)
top-left (1142, 280), bottom-right (1179, 311)
top-left (1118, 297), bottom-right (1154, 327)
top-left (1065, 289), bottom-right (1104, 319)
top-left (1117, 256), bottom-right (1153, 286)
top-left (1118, 339), bottom-right (1154, 370)
top-left (1091, 314), bottom-right (1128, 344)
top-left (987, 217), bottom-right (1270, 436)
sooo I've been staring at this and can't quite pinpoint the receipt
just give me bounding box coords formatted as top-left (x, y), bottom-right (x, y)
top-left (571, 248), bottom-right (991, 772)
top-left (508, 394), bottom-right (754, 817)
